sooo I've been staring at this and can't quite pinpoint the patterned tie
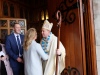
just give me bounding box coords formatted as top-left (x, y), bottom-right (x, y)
top-left (16, 35), bottom-right (21, 57)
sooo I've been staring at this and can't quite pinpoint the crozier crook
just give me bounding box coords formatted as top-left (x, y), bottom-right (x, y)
top-left (55, 10), bottom-right (62, 75)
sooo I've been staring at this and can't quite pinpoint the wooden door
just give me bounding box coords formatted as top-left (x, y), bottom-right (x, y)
top-left (82, 0), bottom-right (97, 75)
top-left (47, 0), bottom-right (86, 75)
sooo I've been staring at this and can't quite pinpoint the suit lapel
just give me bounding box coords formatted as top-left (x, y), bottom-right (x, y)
top-left (12, 33), bottom-right (17, 46)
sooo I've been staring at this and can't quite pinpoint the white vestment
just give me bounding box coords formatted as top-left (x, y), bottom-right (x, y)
top-left (24, 40), bottom-right (48, 75)
top-left (41, 34), bottom-right (66, 75)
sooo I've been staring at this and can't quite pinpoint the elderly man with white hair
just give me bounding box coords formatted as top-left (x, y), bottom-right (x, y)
top-left (41, 20), bottom-right (66, 75)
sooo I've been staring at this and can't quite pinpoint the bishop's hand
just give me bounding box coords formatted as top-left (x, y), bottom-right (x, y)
top-left (56, 49), bottom-right (61, 56)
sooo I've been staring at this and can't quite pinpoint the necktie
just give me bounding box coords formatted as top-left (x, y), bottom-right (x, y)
top-left (16, 35), bottom-right (21, 57)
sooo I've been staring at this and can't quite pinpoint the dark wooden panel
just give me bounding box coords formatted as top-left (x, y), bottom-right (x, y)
top-left (0, 0), bottom-right (2, 17)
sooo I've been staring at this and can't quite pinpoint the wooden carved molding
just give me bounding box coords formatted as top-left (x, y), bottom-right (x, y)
top-left (52, 0), bottom-right (80, 24)
top-left (61, 66), bottom-right (80, 75)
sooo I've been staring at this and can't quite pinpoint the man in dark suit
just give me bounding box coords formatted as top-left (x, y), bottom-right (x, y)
top-left (5, 23), bottom-right (24, 75)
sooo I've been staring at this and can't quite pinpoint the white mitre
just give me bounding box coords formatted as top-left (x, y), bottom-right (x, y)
top-left (42, 20), bottom-right (53, 31)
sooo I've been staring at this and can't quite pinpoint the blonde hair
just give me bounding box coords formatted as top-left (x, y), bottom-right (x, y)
top-left (23, 28), bottom-right (37, 50)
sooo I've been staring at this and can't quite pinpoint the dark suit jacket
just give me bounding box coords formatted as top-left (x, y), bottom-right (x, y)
top-left (5, 33), bottom-right (24, 68)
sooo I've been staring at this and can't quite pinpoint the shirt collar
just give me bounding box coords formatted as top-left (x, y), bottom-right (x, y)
top-left (14, 33), bottom-right (20, 37)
